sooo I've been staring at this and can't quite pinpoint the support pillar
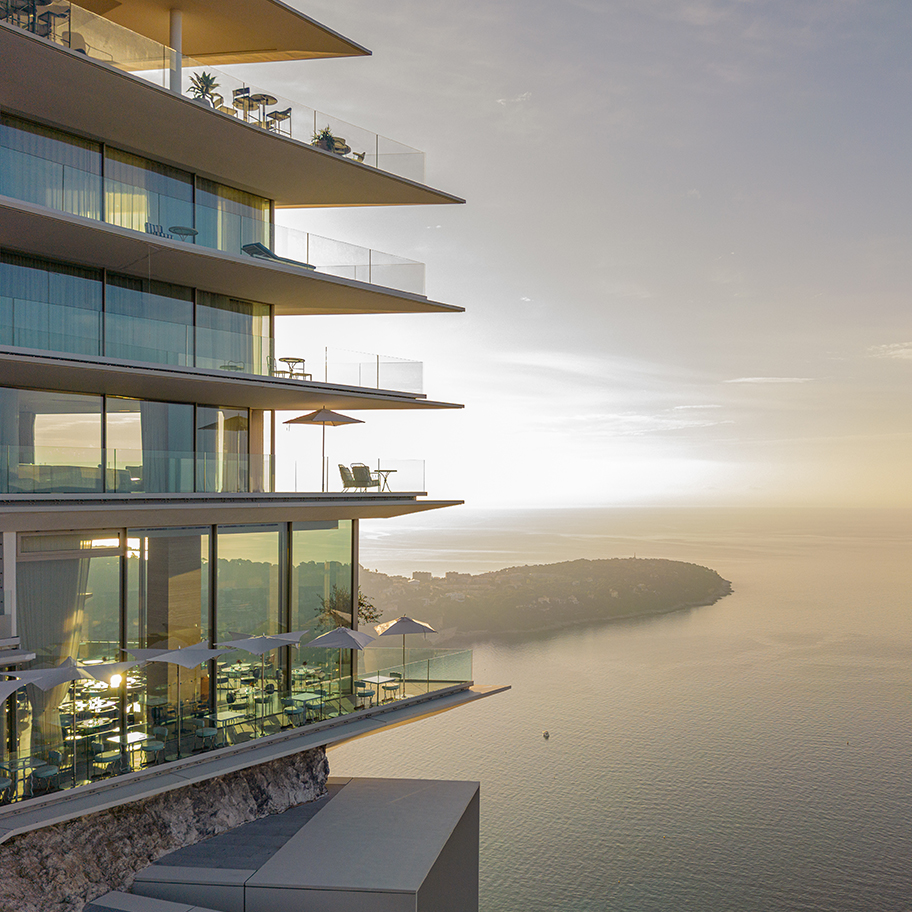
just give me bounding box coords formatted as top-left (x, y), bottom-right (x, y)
top-left (169, 9), bottom-right (182, 95)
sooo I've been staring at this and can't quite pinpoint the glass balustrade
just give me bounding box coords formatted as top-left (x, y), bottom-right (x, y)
top-left (0, 446), bottom-right (274, 494)
top-left (0, 447), bottom-right (430, 496)
top-left (1, 0), bottom-right (426, 182)
top-left (0, 645), bottom-right (472, 804)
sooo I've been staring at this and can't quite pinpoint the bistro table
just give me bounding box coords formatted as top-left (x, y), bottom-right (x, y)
top-left (359, 674), bottom-right (396, 702)
top-left (106, 731), bottom-right (149, 770)
top-left (375, 468), bottom-right (397, 492)
top-left (278, 356), bottom-right (312, 380)
top-left (248, 93), bottom-right (278, 126)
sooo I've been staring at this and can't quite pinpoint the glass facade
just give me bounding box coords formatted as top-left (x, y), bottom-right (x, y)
top-left (0, 387), bottom-right (268, 494)
top-left (196, 180), bottom-right (270, 255)
top-left (104, 149), bottom-right (194, 236)
top-left (1, 520), bottom-right (472, 802)
top-left (0, 114), bottom-right (102, 219)
top-left (0, 251), bottom-right (274, 374)
top-left (0, 253), bottom-right (102, 357)
top-left (105, 275), bottom-right (194, 367)
top-left (0, 114), bottom-right (271, 257)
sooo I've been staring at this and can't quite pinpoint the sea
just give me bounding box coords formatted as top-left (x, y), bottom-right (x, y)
top-left (329, 507), bottom-right (912, 912)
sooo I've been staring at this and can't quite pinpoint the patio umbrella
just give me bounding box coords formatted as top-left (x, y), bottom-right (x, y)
top-left (375, 616), bottom-right (437, 683)
top-left (284, 408), bottom-right (364, 492)
top-left (127, 642), bottom-right (234, 758)
top-left (3, 658), bottom-right (142, 786)
top-left (217, 633), bottom-right (309, 732)
top-left (305, 627), bottom-right (375, 692)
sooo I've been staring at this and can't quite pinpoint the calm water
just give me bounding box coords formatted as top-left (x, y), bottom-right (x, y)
top-left (332, 508), bottom-right (912, 911)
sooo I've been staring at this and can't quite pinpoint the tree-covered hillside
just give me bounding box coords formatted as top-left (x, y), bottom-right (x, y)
top-left (361, 558), bottom-right (732, 644)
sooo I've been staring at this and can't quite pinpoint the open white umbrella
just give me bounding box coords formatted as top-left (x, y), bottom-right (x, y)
top-left (127, 642), bottom-right (234, 757)
top-left (217, 632), bottom-right (310, 732)
top-left (375, 616), bottom-right (437, 679)
top-left (284, 408), bottom-right (364, 492)
top-left (305, 627), bottom-right (375, 694)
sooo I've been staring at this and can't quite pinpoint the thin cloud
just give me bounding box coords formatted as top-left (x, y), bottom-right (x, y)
top-left (868, 343), bottom-right (912, 360)
top-left (496, 92), bottom-right (532, 106)
top-left (674, 404), bottom-right (722, 409)
top-left (724, 376), bottom-right (812, 384)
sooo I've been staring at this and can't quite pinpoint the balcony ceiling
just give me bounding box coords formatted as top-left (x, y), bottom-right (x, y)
top-left (0, 349), bottom-right (464, 412)
top-left (0, 198), bottom-right (463, 315)
top-left (77, 0), bottom-right (370, 63)
top-left (0, 25), bottom-right (464, 208)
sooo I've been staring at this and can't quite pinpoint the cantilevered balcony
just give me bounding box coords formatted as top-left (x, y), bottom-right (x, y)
top-left (0, 10), bottom-right (463, 206)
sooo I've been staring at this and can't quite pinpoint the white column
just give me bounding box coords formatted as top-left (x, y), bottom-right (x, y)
top-left (169, 8), bottom-right (182, 95)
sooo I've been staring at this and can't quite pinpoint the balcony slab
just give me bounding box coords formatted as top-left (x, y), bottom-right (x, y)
top-left (0, 348), bottom-right (462, 413)
top-left (0, 24), bottom-right (463, 208)
top-left (0, 197), bottom-right (462, 315)
top-left (0, 493), bottom-right (464, 531)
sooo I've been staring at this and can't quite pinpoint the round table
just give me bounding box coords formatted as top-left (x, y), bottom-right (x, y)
top-left (169, 226), bottom-right (198, 242)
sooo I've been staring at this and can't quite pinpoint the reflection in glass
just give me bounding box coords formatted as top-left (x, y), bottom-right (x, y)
top-left (216, 526), bottom-right (284, 734)
top-left (0, 253), bottom-right (101, 356)
top-left (126, 529), bottom-right (210, 759)
top-left (104, 148), bottom-right (193, 235)
top-left (15, 534), bottom-right (121, 778)
top-left (105, 275), bottom-right (193, 366)
top-left (0, 114), bottom-right (102, 218)
top-left (196, 406), bottom-right (249, 493)
top-left (291, 521), bottom-right (354, 695)
top-left (196, 292), bottom-right (271, 375)
top-left (195, 179), bottom-right (269, 255)
top-left (0, 388), bottom-right (102, 493)
top-left (105, 398), bottom-right (194, 493)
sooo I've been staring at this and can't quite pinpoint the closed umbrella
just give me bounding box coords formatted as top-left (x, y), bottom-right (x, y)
top-left (284, 408), bottom-right (364, 492)
top-left (375, 616), bottom-right (437, 684)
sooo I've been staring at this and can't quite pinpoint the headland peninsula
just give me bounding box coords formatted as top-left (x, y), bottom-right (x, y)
top-left (361, 558), bottom-right (733, 645)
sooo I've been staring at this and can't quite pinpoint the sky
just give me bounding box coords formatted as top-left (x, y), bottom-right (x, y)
top-left (245, 0), bottom-right (912, 508)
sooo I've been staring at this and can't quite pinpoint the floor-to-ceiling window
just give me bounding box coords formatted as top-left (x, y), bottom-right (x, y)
top-left (0, 253), bottom-right (102, 357)
top-left (195, 179), bottom-right (269, 255)
top-left (291, 521), bottom-right (354, 694)
top-left (126, 528), bottom-right (210, 759)
top-left (0, 387), bottom-right (102, 493)
top-left (105, 398), bottom-right (194, 493)
top-left (104, 148), bottom-right (193, 235)
top-left (0, 114), bottom-right (102, 218)
top-left (216, 525), bottom-right (284, 734)
top-left (196, 292), bottom-right (270, 375)
top-left (15, 531), bottom-right (122, 769)
top-left (196, 406), bottom-right (249, 493)
top-left (104, 275), bottom-right (193, 367)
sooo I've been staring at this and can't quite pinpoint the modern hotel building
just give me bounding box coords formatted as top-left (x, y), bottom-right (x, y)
top-left (0, 0), bottom-right (500, 883)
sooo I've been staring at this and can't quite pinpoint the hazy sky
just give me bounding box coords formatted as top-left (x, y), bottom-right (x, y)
top-left (247, 0), bottom-right (912, 508)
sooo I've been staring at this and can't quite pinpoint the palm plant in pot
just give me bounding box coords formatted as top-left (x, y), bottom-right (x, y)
top-left (188, 71), bottom-right (220, 106)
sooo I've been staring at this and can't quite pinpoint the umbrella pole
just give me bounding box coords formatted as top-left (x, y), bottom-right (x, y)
top-left (402, 635), bottom-right (406, 697)
top-left (322, 423), bottom-right (326, 492)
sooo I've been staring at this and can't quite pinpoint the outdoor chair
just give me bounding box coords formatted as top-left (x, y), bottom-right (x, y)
top-left (351, 463), bottom-right (382, 491)
top-left (265, 107), bottom-right (292, 134)
top-left (31, 751), bottom-right (62, 793)
top-left (339, 464), bottom-right (359, 491)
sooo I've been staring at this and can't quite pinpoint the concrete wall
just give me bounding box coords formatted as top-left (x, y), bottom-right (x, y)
top-left (0, 747), bottom-right (328, 912)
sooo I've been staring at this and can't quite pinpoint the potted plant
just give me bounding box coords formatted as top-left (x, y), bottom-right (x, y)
top-left (188, 71), bottom-right (220, 106)
top-left (312, 125), bottom-right (337, 152)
